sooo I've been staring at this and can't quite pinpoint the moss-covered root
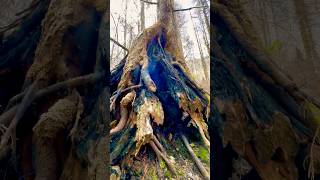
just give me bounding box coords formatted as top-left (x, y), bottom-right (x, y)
top-left (149, 141), bottom-right (176, 177)
top-left (181, 134), bottom-right (209, 180)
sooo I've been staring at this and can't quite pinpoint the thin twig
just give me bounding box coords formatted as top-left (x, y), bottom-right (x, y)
top-left (110, 84), bottom-right (141, 110)
top-left (15, 0), bottom-right (41, 16)
top-left (174, 6), bottom-right (206, 12)
top-left (140, 0), bottom-right (158, 5)
top-left (110, 37), bottom-right (129, 52)
top-left (308, 126), bottom-right (320, 180)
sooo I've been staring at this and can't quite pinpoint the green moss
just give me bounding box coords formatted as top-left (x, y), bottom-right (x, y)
top-left (164, 170), bottom-right (172, 179)
top-left (160, 159), bottom-right (166, 170)
top-left (152, 174), bottom-right (158, 180)
top-left (150, 167), bottom-right (158, 180)
top-left (132, 169), bottom-right (143, 177)
top-left (305, 101), bottom-right (320, 126)
top-left (159, 159), bottom-right (172, 179)
top-left (193, 144), bottom-right (209, 165)
top-left (265, 40), bottom-right (282, 55)
top-left (176, 168), bottom-right (184, 177)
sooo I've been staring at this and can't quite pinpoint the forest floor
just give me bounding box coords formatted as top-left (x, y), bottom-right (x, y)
top-left (111, 135), bottom-right (210, 179)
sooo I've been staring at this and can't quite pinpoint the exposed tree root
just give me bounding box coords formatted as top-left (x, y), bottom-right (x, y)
top-left (110, 84), bottom-right (141, 110)
top-left (149, 141), bottom-right (176, 177)
top-left (110, 91), bottom-right (135, 135)
top-left (0, 73), bottom-right (102, 155)
top-left (33, 91), bottom-right (80, 180)
top-left (197, 123), bottom-right (210, 150)
top-left (152, 134), bottom-right (165, 153)
top-left (181, 133), bottom-right (209, 180)
top-left (141, 65), bottom-right (157, 92)
top-left (0, 106), bottom-right (17, 126)
top-left (0, 82), bottom-right (38, 151)
top-left (6, 73), bottom-right (101, 109)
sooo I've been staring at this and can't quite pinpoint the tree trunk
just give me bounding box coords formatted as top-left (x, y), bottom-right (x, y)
top-left (196, 6), bottom-right (210, 54)
top-left (212, 1), bottom-right (320, 179)
top-left (111, 14), bottom-right (120, 63)
top-left (140, 0), bottom-right (145, 31)
top-left (190, 11), bottom-right (209, 81)
top-left (197, 0), bottom-right (209, 33)
top-left (123, 0), bottom-right (128, 57)
top-left (293, 0), bottom-right (319, 71)
top-left (110, 0), bottom-right (210, 179)
top-left (0, 0), bottom-right (109, 179)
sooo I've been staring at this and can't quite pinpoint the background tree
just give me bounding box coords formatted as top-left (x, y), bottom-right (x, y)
top-left (140, 0), bottom-right (145, 31)
top-left (190, 11), bottom-right (209, 81)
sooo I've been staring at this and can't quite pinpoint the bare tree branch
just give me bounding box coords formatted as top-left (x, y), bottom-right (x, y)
top-left (174, 6), bottom-right (206, 12)
top-left (140, 0), bottom-right (158, 5)
top-left (110, 37), bottom-right (129, 52)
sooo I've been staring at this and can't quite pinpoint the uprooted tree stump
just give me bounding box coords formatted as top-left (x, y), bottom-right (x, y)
top-left (110, 0), bottom-right (210, 179)
top-left (110, 24), bottom-right (210, 179)
top-left (212, 1), bottom-right (320, 179)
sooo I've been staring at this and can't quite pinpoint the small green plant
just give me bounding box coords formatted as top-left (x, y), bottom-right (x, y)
top-left (265, 40), bottom-right (282, 55)
top-left (164, 170), bottom-right (172, 179)
top-left (160, 159), bottom-right (166, 169)
top-left (193, 145), bottom-right (209, 164)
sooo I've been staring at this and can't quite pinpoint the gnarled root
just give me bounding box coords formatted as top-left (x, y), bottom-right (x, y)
top-left (110, 84), bottom-right (140, 110)
top-left (33, 91), bottom-right (80, 180)
top-left (198, 125), bottom-right (210, 150)
top-left (5, 73), bottom-right (101, 110)
top-left (110, 91), bottom-right (136, 135)
top-left (0, 106), bottom-right (17, 126)
top-left (0, 82), bottom-right (38, 151)
top-left (181, 134), bottom-right (209, 180)
top-left (0, 73), bottom-right (101, 158)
